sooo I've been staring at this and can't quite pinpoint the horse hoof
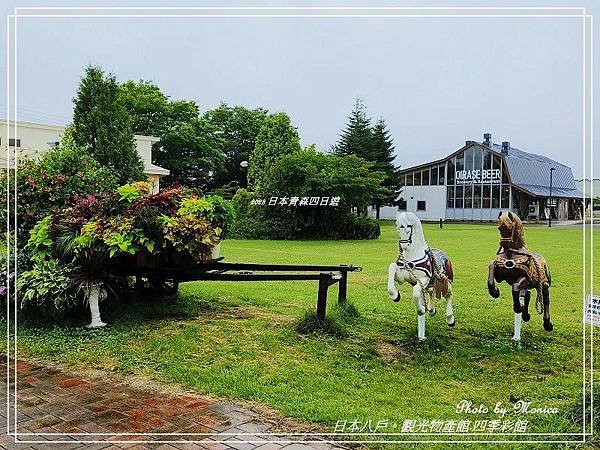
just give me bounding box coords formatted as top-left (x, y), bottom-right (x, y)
top-left (392, 292), bottom-right (401, 303)
top-left (544, 320), bottom-right (554, 332)
top-left (488, 285), bottom-right (500, 299)
top-left (428, 308), bottom-right (437, 317)
top-left (522, 312), bottom-right (530, 322)
top-left (448, 320), bottom-right (456, 328)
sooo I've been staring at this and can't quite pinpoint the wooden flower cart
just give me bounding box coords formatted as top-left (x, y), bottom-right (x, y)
top-left (116, 250), bottom-right (362, 319)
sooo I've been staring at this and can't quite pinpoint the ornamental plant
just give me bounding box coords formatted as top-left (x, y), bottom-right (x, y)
top-left (21, 182), bottom-right (236, 312)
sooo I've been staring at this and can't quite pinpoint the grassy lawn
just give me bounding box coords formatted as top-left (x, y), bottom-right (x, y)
top-left (5, 222), bottom-right (599, 448)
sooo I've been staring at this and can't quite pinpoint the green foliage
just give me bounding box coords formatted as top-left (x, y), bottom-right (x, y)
top-left (163, 215), bottom-right (220, 262)
top-left (26, 216), bottom-right (53, 259)
top-left (120, 79), bottom-right (224, 190)
top-left (117, 184), bottom-right (143, 203)
top-left (120, 79), bottom-right (199, 137)
top-left (334, 99), bottom-right (400, 211)
top-left (177, 195), bottom-right (236, 238)
top-left (203, 103), bottom-right (269, 188)
top-left (3, 131), bottom-right (118, 247)
top-left (248, 112), bottom-right (302, 189)
top-left (73, 65), bottom-right (145, 184)
top-left (334, 98), bottom-right (374, 160)
top-left (233, 149), bottom-right (383, 239)
top-left (18, 259), bottom-right (77, 310)
top-left (154, 119), bottom-right (226, 190)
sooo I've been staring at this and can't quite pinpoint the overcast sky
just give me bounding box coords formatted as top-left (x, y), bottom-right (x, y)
top-left (2, 0), bottom-right (598, 179)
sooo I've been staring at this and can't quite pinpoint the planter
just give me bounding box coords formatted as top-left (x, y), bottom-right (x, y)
top-left (211, 242), bottom-right (221, 259)
top-left (136, 248), bottom-right (161, 268)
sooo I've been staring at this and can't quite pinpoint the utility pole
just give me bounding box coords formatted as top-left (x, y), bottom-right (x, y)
top-left (548, 167), bottom-right (555, 227)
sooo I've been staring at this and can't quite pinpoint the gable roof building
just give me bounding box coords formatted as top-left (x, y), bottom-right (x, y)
top-left (396, 133), bottom-right (587, 222)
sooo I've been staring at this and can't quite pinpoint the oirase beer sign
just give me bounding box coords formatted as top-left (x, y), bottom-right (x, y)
top-left (455, 169), bottom-right (501, 185)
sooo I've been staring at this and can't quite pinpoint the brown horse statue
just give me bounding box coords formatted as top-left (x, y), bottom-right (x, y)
top-left (487, 211), bottom-right (553, 341)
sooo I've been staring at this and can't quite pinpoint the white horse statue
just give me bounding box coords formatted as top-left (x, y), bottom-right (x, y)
top-left (387, 212), bottom-right (456, 341)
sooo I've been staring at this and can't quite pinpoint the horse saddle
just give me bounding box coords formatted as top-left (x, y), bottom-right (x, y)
top-left (396, 249), bottom-right (454, 284)
top-left (494, 250), bottom-right (551, 286)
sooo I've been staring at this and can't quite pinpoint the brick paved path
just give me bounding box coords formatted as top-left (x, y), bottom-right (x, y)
top-left (0, 359), bottom-right (344, 450)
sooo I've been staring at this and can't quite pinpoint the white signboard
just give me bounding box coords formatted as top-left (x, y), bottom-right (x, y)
top-left (455, 169), bottom-right (501, 185)
top-left (584, 295), bottom-right (600, 327)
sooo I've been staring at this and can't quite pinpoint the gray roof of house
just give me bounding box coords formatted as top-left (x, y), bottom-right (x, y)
top-left (488, 143), bottom-right (585, 199)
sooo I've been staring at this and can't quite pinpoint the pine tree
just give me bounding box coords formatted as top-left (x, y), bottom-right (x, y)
top-left (371, 118), bottom-right (400, 218)
top-left (73, 65), bottom-right (144, 184)
top-left (334, 98), bottom-right (374, 160)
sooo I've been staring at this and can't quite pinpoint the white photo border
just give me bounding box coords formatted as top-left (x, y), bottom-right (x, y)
top-left (4, 5), bottom-right (594, 446)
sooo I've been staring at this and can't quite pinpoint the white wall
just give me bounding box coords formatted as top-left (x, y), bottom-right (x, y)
top-left (0, 120), bottom-right (166, 188)
top-left (367, 205), bottom-right (398, 220)
top-left (398, 185), bottom-right (447, 221)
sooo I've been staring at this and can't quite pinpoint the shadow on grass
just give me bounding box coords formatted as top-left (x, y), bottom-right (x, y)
top-left (17, 290), bottom-right (224, 332)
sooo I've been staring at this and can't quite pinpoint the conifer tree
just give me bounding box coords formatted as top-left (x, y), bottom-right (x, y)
top-left (334, 98), bottom-right (374, 161)
top-left (73, 65), bottom-right (144, 184)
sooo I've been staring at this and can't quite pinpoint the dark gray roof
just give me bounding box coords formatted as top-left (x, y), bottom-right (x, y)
top-left (488, 143), bottom-right (585, 198)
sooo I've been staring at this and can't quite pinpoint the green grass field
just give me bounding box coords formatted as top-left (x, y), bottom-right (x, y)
top-left (6, 222), bottom-right (599, 448)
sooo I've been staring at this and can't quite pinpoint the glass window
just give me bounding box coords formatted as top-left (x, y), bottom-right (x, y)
top-left (417, 201), bottom-right (426, 211)
top-left (474, 148), bottom-right (482, 171)
top-left (398, 198), bottom-right (407, 210)
top-left (430, 166), bottom-right (438, 186)
top-left (502, 161), bottom-right (509, 184)
top-left (483, 185), bottom-right (491, 208)
top-left (438, 164), bottom-right (445, 185)
top-left (447, 159), bottom-right (455, 184)
top-left (464, 185), bottom-right (473, 208)
top-left (464, 147), bottom-right (474, 172)
top-left (406, 172), bottom-right (413, 186)
top-left (447, 186), bottom-right (455, 208)
top-left (456, 152), bottom-right (465, 173)
top-left (422, 168), bottom-right (430, 186)
top-left (484, 151), bottom-right (492, 170)
top-left (492, 185), bottom-right (500, 208)
top-left (413, 170), bottom-right (422, 186)
top-left (473, 185), bottom-right (482, 208)
top-left (399, 173), bottom-right (406, 186)
top-left (455, 186), bottom-right (464, 208)
top-left (493, 155), bottom-right (501, 171)
top-left (501, 185), bottom-right (510, 208)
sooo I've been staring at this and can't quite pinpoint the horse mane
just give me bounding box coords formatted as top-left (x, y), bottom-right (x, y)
top-left (498, 211), bottom-right (526, 250)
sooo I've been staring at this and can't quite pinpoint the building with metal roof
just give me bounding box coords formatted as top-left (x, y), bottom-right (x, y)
top-left (396, 133), bottom-right (587, 222)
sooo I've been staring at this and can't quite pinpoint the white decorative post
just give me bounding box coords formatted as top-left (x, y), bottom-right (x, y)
top-left (86, 284), bottom-right (106, 329)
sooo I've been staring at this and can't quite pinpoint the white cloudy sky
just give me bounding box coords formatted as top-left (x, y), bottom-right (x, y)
top-left (2, 0), bottom-right (598, 179)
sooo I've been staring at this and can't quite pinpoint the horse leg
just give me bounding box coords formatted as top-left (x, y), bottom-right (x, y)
top-left (488, 261), bottom-right (500, 298)
top-left (413, 284), bottom-right (426, 341)
top-left (387, 263), bottom-right (400, 302)
top-left (522, 290), bottom-right (531, 322)
top-left (511, 284), bottom-right (525, 341)
top-left (542, 283), bottom-right (553, 331)
top-left (445, 284), bottom-right (456, 327)
top-left (427, 291), bottom-right (437, 317)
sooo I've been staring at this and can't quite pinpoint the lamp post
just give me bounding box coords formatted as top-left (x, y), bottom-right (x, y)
top-left (240, 160), bottom-right (249, 187)
top-left (548, 167), bottom-right (556, 227)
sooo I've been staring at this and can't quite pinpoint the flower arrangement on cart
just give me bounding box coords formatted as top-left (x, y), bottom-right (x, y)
top-left (20, 181), bottom-right (236, 327)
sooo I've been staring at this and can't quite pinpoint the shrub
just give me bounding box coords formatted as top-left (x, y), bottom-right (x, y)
top-left (2, 134), bottom-right (118, 247)
top-left (231, 149), bottom-right (384, 240)
top-left (18, 258), bottom-right (78, 311)
top-left (337, 214), bottom-right (381, 240)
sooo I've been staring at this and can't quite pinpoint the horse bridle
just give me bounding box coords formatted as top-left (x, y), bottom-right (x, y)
top-left (398, 224), bottom-right (414, 245)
